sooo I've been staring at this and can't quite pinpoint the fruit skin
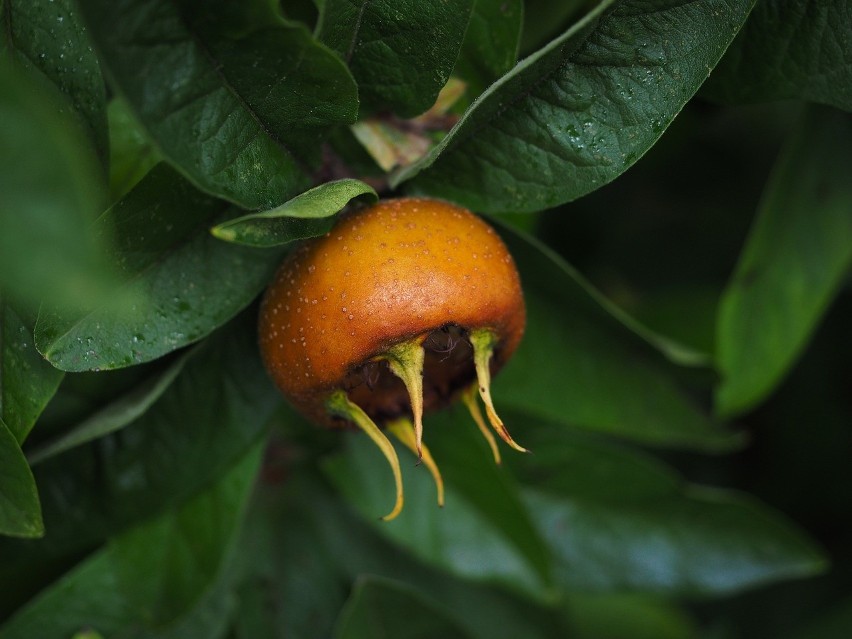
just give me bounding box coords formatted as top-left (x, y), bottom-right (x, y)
top-left (258, 197), bottom-right (525, 428)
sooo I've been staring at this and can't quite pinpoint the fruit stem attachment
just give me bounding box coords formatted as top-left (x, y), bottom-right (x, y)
top-left (462, 385), bottom-right (502, 465)
top-left (469, 328), bottom-right (528, 454)
top-left (326, 390), bottom-right (404, 521)
top-left (387, 418), bottom-right (445, 507)
top-left (381, 338), bottom-right (426, 461)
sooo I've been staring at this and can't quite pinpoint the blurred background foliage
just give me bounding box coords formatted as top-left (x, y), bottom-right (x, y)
top-left (1, 0), bottom-right (851, 637)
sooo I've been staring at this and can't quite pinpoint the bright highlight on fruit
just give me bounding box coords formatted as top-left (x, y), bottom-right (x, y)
top-left (258, 197), bottom-right (527, 520)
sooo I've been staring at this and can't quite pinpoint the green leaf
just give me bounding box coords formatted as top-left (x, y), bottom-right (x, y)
top-left (107, 97), bottom-right (160, 201)
top-left (497, 224), bottom-right (739, 451)
top-left (0, 299), bottom-right (63, 444)
top-left (0, 60), bottom-right (113, 312)
top-left (716, 107), bottom-right (852, 417)
top-left (34, 164), bottom-right (285, 372)
top-left (0, 314), bottom-right (280, 607)
top-left (323, 428), bottom-right (547, 596)
top-left (0, 0), bottom-right (108, 165)
top-left (454, 0), bottom-right (523, 97)
top-left (394, 0), bottom-right (755, 213)
top-left (212, 179), bottom-right (377, 247)
top-left (0, 419), bottom-right (43, 538)
top-left (704, 0), bottom-right (852, 112)
top-left (563, 593), bottom-right (695, 639)
top-left (76, 0), bottom-right (358, 209)
top-left (520, 0), bottom-right (588, 54)
top-left (509, 424), bottom-right (828, 595)
top-left (316, 0), bottom-right (474, 117)
top-left (334, 576), bottom-right (476, 639)
top-left (0, 443), bottom-right (261, 638)
top-left (233, 468), bottom-right (570, 639)
top-left (27, 348), bottom-right (193, 465)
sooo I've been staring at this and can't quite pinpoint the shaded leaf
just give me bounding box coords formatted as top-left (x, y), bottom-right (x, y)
top-left (0, 0), bottom-right (108, 165)
top-left (0, 443), bottom-right (261, 638)
top-left (0, 299), bottom-right (63, 444)
top-left (212, 179), bottom-right (377, 247)
top-left (454, 0), bottom-right (523, 96)
top-left (520, 0), bottom-right (589, 54)
top-left (395, 0), bottom-right (755, 213)
top-left (497, 224), bottom-right (739, 451)
top-left (323, 429), bottom-right (547, 596)
top-left (716, 107), bottom-right (852, 417)
top-left (0, 419), bottom-right (43, 538)
top-left (77, 0), bottom-right (358, 209)
top-left (0, 313), bottom-right (280, 611)
top-left (27, 348), bottom-right (193, 465)
top-left (233, 466), bottom-right (570, 639)
top-left (0, 60), bottom-right (113, 312)
top-left (317, 0), bottom-right (474, 117)
top-left (705, 0), bottom-right (852, 112)
top-left (508, 423), bottom-right (828, 595)
top-left (563, 593), bottom-right (695, 639)
top-left (107, 98), bottom-right (160, 201)
top-left (334, 576), bottom-right (475, 639)
top-left (35, 164), bottom-right (285, 372)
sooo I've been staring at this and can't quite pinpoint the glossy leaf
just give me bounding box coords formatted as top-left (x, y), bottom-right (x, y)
top-left (0, 299), bottom-right (63, 444)
top-left (497, 224), bottom-right (739, 451)
top-left (0, 444), bottom-right (261, 638)
top-left (508, 424), bottom-right (827, 594)
top-left (705, 0), bottom-right (852, 112)
top-left (76, 0), bottom-right (358, 209)
top-left (35, 165), bottom-right (285, 372)
top-left (335, 576), bottom-right (475, 639)
top-left (716, 107), bottom-right (852, 417)
top-left (212, 179), bottom-right (377, 247)
top-left (454, 0), bottom-right (523, 96)
top-left (27, 348), bottom-right (193, 465)
top-left (0, 314), bottom-right (280, 608)
top-left (0, 419), bottom-right (43, 538)
top-left (395, 0), bottom-right (755, 213)
top-left (0, 0), bottom-right (108, 165)
top-left (0, 60), bottom-right (112, 312)
top-left (316, 0), bottom-right (474, 117)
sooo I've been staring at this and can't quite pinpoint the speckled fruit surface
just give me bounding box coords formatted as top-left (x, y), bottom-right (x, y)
top-left (258, 197), bottom-right (525, 427)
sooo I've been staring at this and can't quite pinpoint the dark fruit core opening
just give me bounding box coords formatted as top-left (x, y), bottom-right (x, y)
top-left (342, 324), bottom-right (475, 426)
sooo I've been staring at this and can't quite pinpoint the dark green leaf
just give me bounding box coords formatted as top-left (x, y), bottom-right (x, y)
top-left (563, 593), bottom-right (695, 639)
top-left (323, 429), bottom-right (547, 596)
top-left (76, 0), bottom-right (358, 209)
top-left (704, 0), bottom-right (852, 112)
top-left (35, 164), bottom-right (285, 372)
top-left (335, 576), bottom-right (476, 639)
top-left (395, 0), bottom-right (755, 213)
top-left (323, 403), bottom-right (553, 593)
top-left (107, 97), bottom-right (160, 201)
top-left (0, 299), bottom-right (63, 444)
top-left (233, 469), bottom-right (570, 639)
top-left (454, 0), bottom-right (523, 97)
top-left (0, 0), bottom-right (108, 165)
top-left (317, 0), bottom-right (474, 117)
top-left (0, 60), bottom-right (113, 312)
top-left (497, 224), bottom-right (739, 451)
top-left (791, 595), bottom-right (852, 639)
top-left (0, 314), bottom-right (280, 607)
top-left (0, 443), bottom-right (261, 638)
top-left (212, 179), bottom-right (377, 247)
top-left (27, 348), bottom-right (193, 464)
top-left (509, 424), bottom-right (828, 595)
top-left (716, 107), bottom-right (852, 417)
top-left (0, 419), bottom-right (43, 538)
top-left (520, 0), bottom-right (589, 54)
